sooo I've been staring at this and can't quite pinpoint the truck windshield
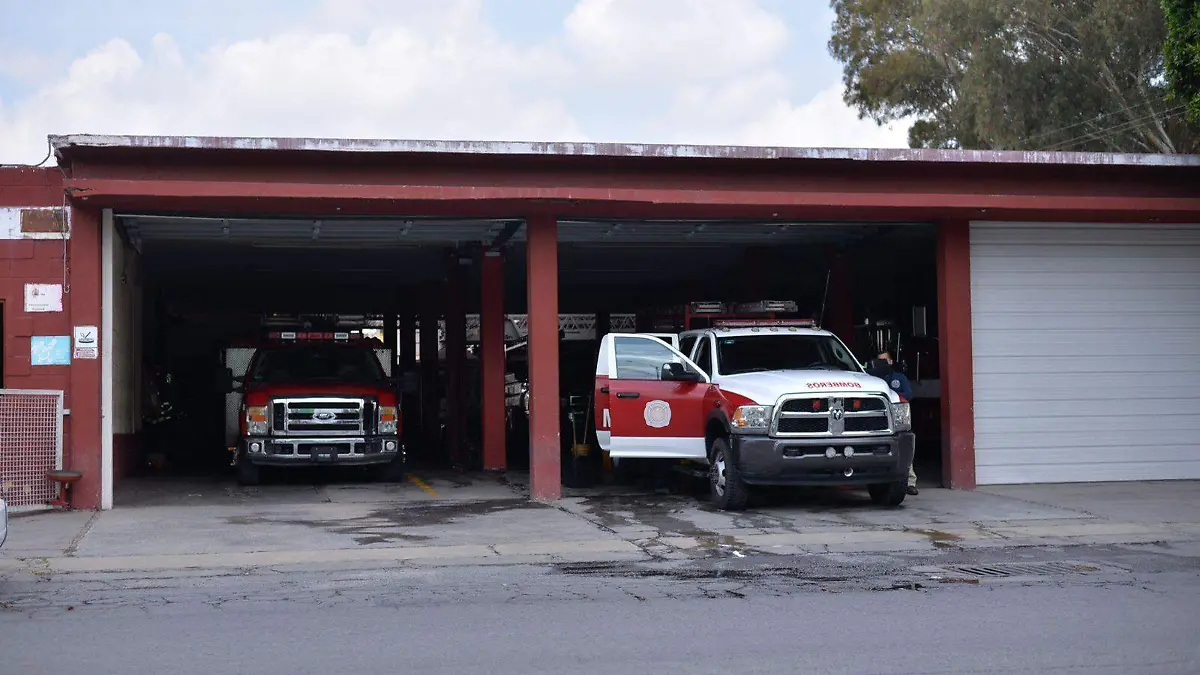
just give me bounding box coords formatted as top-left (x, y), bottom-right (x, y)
top-left (716, 335), bottom-right (860, 375)
top-left (249, 345), bottom-right (386, 383)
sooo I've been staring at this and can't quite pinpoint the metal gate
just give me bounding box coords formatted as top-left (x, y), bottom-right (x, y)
top-left (0, 389), bottom-right (64, 509)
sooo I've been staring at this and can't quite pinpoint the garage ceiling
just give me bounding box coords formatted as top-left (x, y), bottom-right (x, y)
top-left (120, 215), bottom-right (932, 249)
top-left (122, 215), bottom-right (513, 249)
top-left (555, 220), bottom-right (920, 245)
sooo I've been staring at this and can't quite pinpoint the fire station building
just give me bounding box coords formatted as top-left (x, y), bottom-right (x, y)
top-left (1, 134), bottom-right (1198, 510)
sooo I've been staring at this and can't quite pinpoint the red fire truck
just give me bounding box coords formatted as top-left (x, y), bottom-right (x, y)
top-left (222, 328), bottom-right (403, 485)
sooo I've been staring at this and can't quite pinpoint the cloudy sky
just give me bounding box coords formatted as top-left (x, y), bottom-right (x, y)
top-left (0, 0), bottom-right (909, 165)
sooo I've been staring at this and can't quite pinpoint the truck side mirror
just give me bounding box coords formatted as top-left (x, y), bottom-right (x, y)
top-left (661, 362), bottom-right (702, 383)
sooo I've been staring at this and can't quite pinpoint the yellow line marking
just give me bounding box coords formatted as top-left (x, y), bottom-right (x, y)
top-left (406, 473), bottom-right (439, 498)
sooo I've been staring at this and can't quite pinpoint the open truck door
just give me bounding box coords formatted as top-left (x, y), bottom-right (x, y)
top-left (594, 333), bottom-right (709, 459)
top-left (644, 333), bottom-right (679, 350)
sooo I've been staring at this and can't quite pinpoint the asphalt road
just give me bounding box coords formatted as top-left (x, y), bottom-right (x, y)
top-left (3, 545), bottom-right (1199, 675)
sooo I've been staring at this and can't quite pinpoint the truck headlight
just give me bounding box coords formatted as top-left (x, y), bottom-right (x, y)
top-left (378, 405), bottom-right (398, 435)
top-left (731, 405), bottom-right (772, 433)
top-left (891, 402), bottom-right (912, 432)
top-left (245, 406), bottom-right (269, 435)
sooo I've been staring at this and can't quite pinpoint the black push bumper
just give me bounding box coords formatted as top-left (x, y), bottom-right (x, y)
top-left (732, 432), bottom-right (914, 486)
top-left (242, 435), bottom-right (402, 467)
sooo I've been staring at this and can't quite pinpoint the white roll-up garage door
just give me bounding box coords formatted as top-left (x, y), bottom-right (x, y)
top-left (971, 221), bottom-right (1200, 484)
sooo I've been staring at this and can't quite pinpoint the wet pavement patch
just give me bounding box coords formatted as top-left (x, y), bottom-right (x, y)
top-left (373, 499), bottom-right (548, 527)
top-left (224, 514), bottom-right (433, 545)
top-left (575, 495), bottom-right (707, 534)
top-left (224, 499), bottom-right (547, 545)
top-left (909, 528), bottom-right (967, 549)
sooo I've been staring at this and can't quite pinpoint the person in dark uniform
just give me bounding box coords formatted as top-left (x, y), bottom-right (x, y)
top-left (871, 351), bottom-right (918, 495)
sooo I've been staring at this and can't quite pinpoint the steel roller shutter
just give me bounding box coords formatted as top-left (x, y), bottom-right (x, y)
top-left (970, 221), bottom-right (1200, 484)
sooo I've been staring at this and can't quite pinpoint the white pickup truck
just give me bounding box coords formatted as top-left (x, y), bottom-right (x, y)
top-left (594, 320), bottom-right (914, 510)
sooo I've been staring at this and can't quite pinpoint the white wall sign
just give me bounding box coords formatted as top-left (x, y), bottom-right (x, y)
top-left (24, 283), bottom-right (63, 312)
top-left (74, 325), bottom-right (99, 359)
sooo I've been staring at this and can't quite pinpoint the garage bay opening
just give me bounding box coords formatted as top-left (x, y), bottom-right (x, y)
top-left (107, 213), bottom-right (940, 505)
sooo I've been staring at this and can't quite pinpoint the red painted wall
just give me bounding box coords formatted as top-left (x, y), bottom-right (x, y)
top-left (67, 206), bottom-right (103, 508)
top-left (0, 168), bottom-right (104, 509)
top-left (1, 168), bottom-right (69, 395)
top-left (937, 220), bottom-right (975, 489)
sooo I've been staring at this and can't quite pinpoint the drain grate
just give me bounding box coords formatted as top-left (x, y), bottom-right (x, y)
top-left (925, 561), bottom-right (1121, 579)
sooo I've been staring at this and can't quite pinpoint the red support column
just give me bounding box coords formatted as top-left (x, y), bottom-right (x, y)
top-left (444, 252), bottom-right (467, 468)
top-left (68, 205), bottom-right (103, 509)
top-left (480, 250), bottom-right (507, 470)
top-left (936, 220), bottom-right (976, 489)
top-left (419, 288), bottom-right (441, 463)
top-left (824, 246), bottom-right (854, 346)
top-left (525, 215), bottom-right (561, 500)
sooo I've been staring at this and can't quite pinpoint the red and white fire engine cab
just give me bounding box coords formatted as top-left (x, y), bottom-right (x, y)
top-left (594, 314), bottom-right (914, 510)
top-left (222, 325), bottom-right (402, 485)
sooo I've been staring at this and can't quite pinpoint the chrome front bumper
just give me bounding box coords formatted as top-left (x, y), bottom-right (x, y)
top-left (243, 436), bottom-right (401, 466)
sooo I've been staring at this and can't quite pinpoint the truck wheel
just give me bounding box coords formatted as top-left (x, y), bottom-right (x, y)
top-left (868, 480), bottom-right (907, 507)
top-left (236, 457), bottom-right (261, 486)
top-left (709, 437), bottom-right (749, 511)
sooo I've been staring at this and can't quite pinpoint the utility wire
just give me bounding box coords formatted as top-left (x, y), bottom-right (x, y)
top-left (1015, 99), bottom-right (1164, 148)
top-left (1041, 104), bottom-right (1186, 152)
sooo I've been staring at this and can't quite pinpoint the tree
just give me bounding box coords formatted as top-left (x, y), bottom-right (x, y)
top-left (1163, 0), bottom-right (1200, 124)
top-left (829, 0), bottom-right (1199, 153)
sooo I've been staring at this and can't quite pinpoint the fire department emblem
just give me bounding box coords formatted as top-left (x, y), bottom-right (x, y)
top-left (644, 400), bottom-right (672, 429)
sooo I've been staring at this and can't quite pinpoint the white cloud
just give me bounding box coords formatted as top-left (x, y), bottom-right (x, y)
top-left (564, 0), bottom-right (788, 84)
top-left (0, 0), bottom-right (910, 165)
top-left (0, 0), bottom-right (583, 164)
top-left (740, 86), bottom-right (909, 148)
top-left (704, 84), bottom-right (910, 149)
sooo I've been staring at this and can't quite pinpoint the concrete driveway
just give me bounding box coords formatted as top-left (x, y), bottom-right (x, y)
top-left (2, 473), bottom-right (1198, 574)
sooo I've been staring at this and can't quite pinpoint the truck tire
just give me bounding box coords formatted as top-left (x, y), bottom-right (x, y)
top-left (709, 437), bottom-right (749, 511)
top-left (236, 456), bottom-right (261, 486)
top-left (868, 480), bottom-right (907, 507)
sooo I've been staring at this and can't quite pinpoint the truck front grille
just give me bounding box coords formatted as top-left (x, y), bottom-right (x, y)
top-left (272, 398), bottom-right (367, 436)
top-left (777, 417), bottom-right (829, 434)
top-left (845, 416), bottom-right (889, 432)
top-left (779, 396), bottom-right (886, 413)
top-left (772, 394), bottom-right (892, 438)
